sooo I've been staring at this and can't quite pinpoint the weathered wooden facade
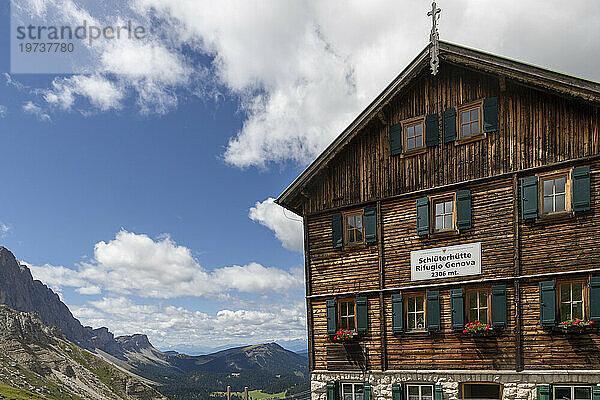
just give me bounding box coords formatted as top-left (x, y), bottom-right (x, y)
top-left (277, 42), bottom-right (600, 400)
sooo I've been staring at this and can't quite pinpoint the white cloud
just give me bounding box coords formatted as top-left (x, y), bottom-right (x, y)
top-left (76, 285), bottom-right (102, 295)
top-left (27, 262), bottom-right (88, 293)
top-left (0, 223), bottom-right (10, 237)
top-left (249, 198), bottom-right (303, 252)
top-left (45, 75), bottom-right (123, 111)
top-left (16, 1), bottom-right (600, 166)
top-left (27, 230), bottom-right (302, 299)
top-left (70, 296), bottom-right (306, 350)
top-left (0, 105), bottom-right (7, 118)
top-left (213, 262), bottom-right (303, 293)
top-left (22, 101), bottom-right (51, 122)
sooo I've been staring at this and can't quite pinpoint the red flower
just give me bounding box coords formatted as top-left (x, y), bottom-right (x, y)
top-left (463, 330), bottom-right (467, 334)
top-left (591, 321), bottom-right (595, 325)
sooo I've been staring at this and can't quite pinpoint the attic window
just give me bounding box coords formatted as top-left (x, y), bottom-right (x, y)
top-left (402, 116), bottom-right (425, 152)
top-left (458, 101), bottom-right (483, 140)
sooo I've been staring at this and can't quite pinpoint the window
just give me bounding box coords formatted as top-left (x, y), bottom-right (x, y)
top-left (341, 383), bottom-right (364, 400)
top-left (403, 117), bottom-right (425, 152)
top-left (541, 173), bottom-right (569, 215)
top-left (406, 294), bottom-right (426, 331)
top-left (407, 385), bottom-right (433, 400)
top-left (433, 197), bottom-right (455, 232)
top-left (344, 211), bottom-right (364, 246)
top-left (559, 281), bottom-right (585, 322)
top-left (467, 290), bottom-right (490, 324)
top-left (339, 299), bottom-right (356, 330)
top-left (458, 102), bottom-right (483, 140)
top-left (554, 386), bottom-right (592, 400)
top-left (462, 383), bottom-right (500, 400)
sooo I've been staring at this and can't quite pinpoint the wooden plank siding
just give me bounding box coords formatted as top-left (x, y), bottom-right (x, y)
top-left (519, 160), bottom-right (600, 275)
top-left (312, 297), bottom-right (382, 371)
top-left (382, 177), bottom-right (515, 288)
top-left (521, 278), bottom-right (600, 369)
top-left (384, 285), bottom-right (517, 370)
top-left (301, 62), bottom-right (599, 215)
top-left (308, 214), bottom-right (380, 296)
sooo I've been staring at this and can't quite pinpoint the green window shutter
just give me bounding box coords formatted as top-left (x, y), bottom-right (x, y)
top-left (491, 285), bottom-right (507, 329)
top-left (483, 97), bottom-right (498, 132)
top-left (443, 108), bottom-right (456, 143)
top-left (539, 281), bottom-right (556, 327)
top-left (427, 291), bottom-right (441, 332)
top-left (392, 384), bottom-right (402, 400)
top-left (589, 277), bottom-right (600, 323)
top-left (416, 197), bottom-right (430, 236)
top-left (592, 386), bottom-right (600, 400)
top-left (364, 207), bottom-right (377, 244)
top-left (450, 289), bottom-right (464, 331)
top-left (364, 383), bottom-right (372, 400)
top-left (392, 293), bottom-right (404, 333)
top-left (521, 176), bottom-right (538, 220)
top-left (326, 299), bottom-right (337, 335)
top-left (356, 296), bottom-right (368, 335)
top-left (425, 113), bottom-right (439, 147)
top-left (435, 385), bottom-right (443, 400)
top-left (537, 385), bottom-right (551, 400)
top-left (456, 190), bottom-right (472, 230)
top-left (572, 166), bottom-right (591, 212)
top-left (390, 123), bottom-right (403, 156)
top-left (332, 213), bottom-right (343, 249)
top-left (327, 382), bottom-right (339, 400)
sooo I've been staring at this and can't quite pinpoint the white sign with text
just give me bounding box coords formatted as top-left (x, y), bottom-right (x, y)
top-left (410, 242), bottom-right (482, 281)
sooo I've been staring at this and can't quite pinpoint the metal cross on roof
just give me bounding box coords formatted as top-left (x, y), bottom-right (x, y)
top-left (428, 1), bottom-right (441, 76)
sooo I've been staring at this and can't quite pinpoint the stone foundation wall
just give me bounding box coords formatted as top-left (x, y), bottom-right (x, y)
top-left (311, 371), bottom-right (600, 400)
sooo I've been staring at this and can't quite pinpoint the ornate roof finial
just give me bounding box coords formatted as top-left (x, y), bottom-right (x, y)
top-left (428, 1), bottom-right (441, 76)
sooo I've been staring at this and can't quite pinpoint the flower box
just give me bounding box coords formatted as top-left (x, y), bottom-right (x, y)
top-left (462, 321), bottom-right (494, 336)
top-left (552, 319), bottom-right (597, 334)
top-left (331, 329), bottom-right (358, 342)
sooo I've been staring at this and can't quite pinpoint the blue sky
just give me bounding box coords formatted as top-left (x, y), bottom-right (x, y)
top-left (0, 0), bottom-right (598, 354)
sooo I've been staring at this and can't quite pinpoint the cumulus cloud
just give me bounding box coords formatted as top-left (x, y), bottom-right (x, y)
top-left (0, 105), bottom-right (7, 118)
top-left (249, 198), bottom-right (303, 252)
top-left (22, 102), bottom-right (51, 122)
top-left (213, 262), bottom-right (303, 293)
top-left (27, 230), bottom-right (302, 299)
top-left (15, 1), bottom-right (600, 166)
top-left (70, 296), bottom-right (306, 350)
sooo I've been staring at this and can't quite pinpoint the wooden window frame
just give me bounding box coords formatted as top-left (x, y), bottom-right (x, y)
top-left (338, 298), bottom-right (357, 331)
top-left (538, 169), bottom-right (572, 217)
top-left (405, 292), bottom-right (427, 332)
top-left (456, 99), bottom-right (485, 144)
top-left (341, 382), bottom-right (365, 400)
top-left (556, 279), bottom-right (587, 323)
top-left (406, 384), bottom-right (434, 400)
top-left (343, 210), bottom-right (365, 247)
top-left (460, 382), bottom-right (502, 400)
top-left (466, 288), bottom-right (491, 324)
top-left (401, 115), bottom-right (426, 155)
top-left (553, 385), bottom-right (593, 400)
top-left (430, 193), bottom-right (457, 234)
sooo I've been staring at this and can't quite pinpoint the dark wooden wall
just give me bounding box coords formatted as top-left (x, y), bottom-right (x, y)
top-left (301, 63), bottom-right (600, 215)
top-left (306, 160), bottom-right (600, 371)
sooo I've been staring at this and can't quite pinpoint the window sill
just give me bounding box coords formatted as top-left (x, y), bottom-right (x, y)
top-left (428, 229), bottom-right (460, 238)
top-left (401, 148), bottom-right (427, 158)
top-left (455, 133), bottom-right (486, 146)
top-left (538, 211), bottom-right (574, 220)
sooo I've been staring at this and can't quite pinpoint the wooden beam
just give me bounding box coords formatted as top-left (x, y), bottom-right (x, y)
top-left (303, 215), bottom-right (315, 372)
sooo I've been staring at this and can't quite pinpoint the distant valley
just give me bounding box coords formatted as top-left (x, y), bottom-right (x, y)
top-left (0, 247), bottom-right (309, 399)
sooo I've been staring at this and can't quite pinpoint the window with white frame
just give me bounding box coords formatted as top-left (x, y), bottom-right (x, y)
top-left (407, 384), bottom-right (433, 400)
top-left (553, 386), bottom-right (592, 400)
top-left (341, 383), bottom-right (364, 400)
